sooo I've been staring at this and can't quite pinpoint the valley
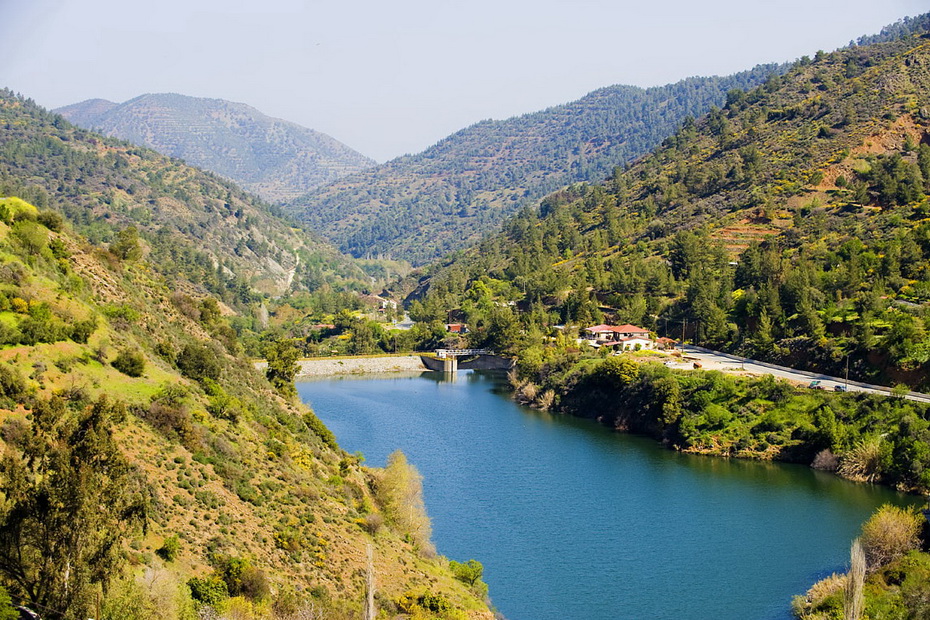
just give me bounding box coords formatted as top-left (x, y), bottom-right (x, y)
top-left (1, 7), bottom-right (930, 620)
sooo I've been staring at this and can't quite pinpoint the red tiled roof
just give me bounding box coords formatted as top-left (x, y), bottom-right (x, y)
top-left (585, 324), bottom-right (650, 334)
top-left (613, 324), bottom-right (650, 333)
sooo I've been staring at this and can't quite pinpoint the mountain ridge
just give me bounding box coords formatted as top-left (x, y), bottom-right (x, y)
top-left (287, 65), bottom-right (786, 265)
top-left (55, 93), bottom-right (375, 203)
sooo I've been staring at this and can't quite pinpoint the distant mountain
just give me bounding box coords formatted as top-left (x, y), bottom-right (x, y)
top-left (287, 65), bottom-right (786, 265)
top-left (55, 93), bottom-right (375, 202)
top-left (7, 91), bottom-right (370, 300)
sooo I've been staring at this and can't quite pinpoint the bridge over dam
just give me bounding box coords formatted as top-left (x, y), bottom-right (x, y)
top-left (419, 349), bottom-right (514, 372)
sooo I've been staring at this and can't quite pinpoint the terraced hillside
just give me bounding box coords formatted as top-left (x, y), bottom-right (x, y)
top-left (405, 16), bottom-right (930, 390)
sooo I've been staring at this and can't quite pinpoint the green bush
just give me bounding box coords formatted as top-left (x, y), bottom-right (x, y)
top-left (176, 343), bottom-right (221, 382)
top-left (112, 348), bottom-right (145, 377)
top-left (156, 534), bottom-right (180, 562)
top-left (0, 586), bottom-right (17, 620)
top-left (70, 318), bottom-right (97, 344)
top-left (188, 575), bottom-right (228, 606)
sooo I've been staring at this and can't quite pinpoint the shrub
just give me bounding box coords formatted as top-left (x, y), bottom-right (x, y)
top-left (376, 451), bottom-right (434, 555)
top-left (156, 534), bottom-right (180, 562)
top-left (0, 364), bottom-right (27, 402)
top-left (0, 586), bottom-right (16, 620)
top-left (838, 438), bottom-right (883, 483)
top-left (303, 411), bottom-right (337, 450)
top-left (860, 504), bottom-right (922, 569)
top-left (361, 513), bottom-right (384, 535)
top-left (176, 343), bottom-right (221, 382)
top-left (188, 575), bottom-right (228, 606)
top-left (811, 449), bottom-right (840, 472)
top-left (112, 348), bottom-right (145, 377)
top-left (141, 399), bottom-right (193, 443)
top-left (0, 197), bottom-right (37, 224)
top-left (212, 555), bottom-right (270, 600)
top-left (37, 210), bottom-right (63, 232)
top-left (11, 221), bottom-right (47, 256)
top-left (70, 318), bottom-right (97, 344)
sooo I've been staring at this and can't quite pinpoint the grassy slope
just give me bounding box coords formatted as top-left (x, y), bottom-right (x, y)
top-left (0, 93), bottom-right (491, 617)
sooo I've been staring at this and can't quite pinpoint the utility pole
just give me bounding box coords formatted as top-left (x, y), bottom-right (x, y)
top-left (364, 543), bottom-right (376, 620)
top-left (846, 355), bottom-right (850, 391)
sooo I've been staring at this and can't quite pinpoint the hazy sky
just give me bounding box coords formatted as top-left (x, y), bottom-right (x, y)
top-left (1, 0), bottom-right (926, 162)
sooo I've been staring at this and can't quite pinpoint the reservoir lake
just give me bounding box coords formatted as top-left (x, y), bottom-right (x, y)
top-left (296, 370), bottom-right (922, 620)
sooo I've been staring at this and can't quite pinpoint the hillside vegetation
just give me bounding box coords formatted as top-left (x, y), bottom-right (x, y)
top-left (56, 94), bottom-right (375, 203)
top-left (410, 16), bottom-right (930, 389)
top-left (288, 66), bottom-right (784, 264)
top-left (1, 91), bottom-right (378, 301)
top-left (393, 17), bottom-right (930, 493)
top-left (0, 92), bottom-right (491, 619)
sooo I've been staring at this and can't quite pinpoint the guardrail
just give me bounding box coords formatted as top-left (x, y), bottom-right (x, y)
top-left (434, 349), bottom-right (493, 358)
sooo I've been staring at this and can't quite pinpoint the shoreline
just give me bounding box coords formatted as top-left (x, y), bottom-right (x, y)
top-left (256, 354), bottom-right (429, 377)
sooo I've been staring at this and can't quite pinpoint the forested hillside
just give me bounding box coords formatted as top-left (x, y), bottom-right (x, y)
top-left (56, 93), bottom-right (375, 203)
top-left (407, 16), bottom-right (930, 389)
top-left (288, 65), bottom-right (784, 264)
top-left (2, 91), bottom-right (374, 301)
top-left (0, 92), bottom-right (491, 619)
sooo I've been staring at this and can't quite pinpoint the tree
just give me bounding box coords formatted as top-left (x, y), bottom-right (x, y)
top-left (349, 321), bottom-right (379, 356)
top-left (449, 559), bottom-right (483, 587)
top-left (598, 356), bottom-right (639, 387)
top-left (860, 504), bottom-right (921, 569)
top-left (110, 226), bottom-right (143, 261)
top-left (844, 539), bottom-right (865, 620)
top-left (376, 451), bottom-right (433, 555)
top-left (176, 342), bottom-right (221, 383)
top-left (265, 339), bottom-right (301, 398)
top-left (0, 397), bottom-right (149, 618)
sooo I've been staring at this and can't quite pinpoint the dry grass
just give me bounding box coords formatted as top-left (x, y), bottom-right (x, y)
top-left (838, 438), bottom-right (883, 483)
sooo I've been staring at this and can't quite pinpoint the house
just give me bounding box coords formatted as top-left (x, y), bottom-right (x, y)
top-left (584, 324), bottom-right (620, 342)
top-left (616, 336), bottom-right (655, 351)
top-left (583, 323), bottom-right (651, 344)
top-left (359, 294), bottom-right (398, 312)
top-left (655, 337), bottom-right (678, 350)
top-left (446, 323), bottom-right (469, 334)
top-left (612, 324), bottom-right (652, 338)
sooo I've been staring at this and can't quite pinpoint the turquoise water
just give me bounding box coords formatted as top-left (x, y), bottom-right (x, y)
top-left (296, 371), bottom-right (922, 620)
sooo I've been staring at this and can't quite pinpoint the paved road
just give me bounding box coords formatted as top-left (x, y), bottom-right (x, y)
top-left (665, 345), bottom-right (930, 404)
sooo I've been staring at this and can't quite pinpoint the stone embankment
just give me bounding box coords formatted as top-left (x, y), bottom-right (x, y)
top-left (256, 355), bottom-right (427, 377)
